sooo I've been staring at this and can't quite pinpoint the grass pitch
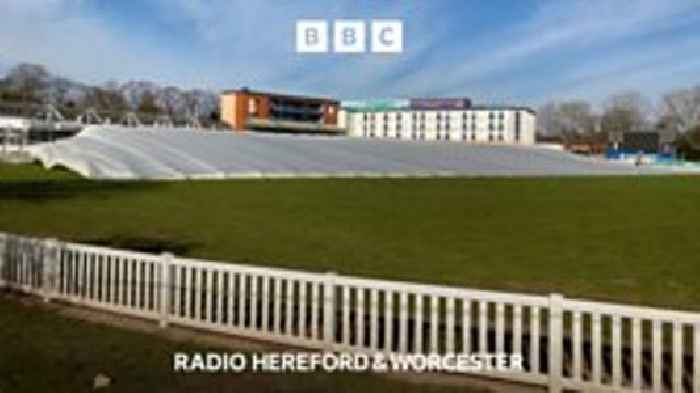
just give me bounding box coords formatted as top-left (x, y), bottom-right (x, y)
top-left (1, 163), bottom-right (699, 310)
top-left (0, 295), bottom-right (477, 393)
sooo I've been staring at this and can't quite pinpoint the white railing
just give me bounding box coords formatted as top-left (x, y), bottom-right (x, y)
top-left (0, 231), bottom-right (698, 393)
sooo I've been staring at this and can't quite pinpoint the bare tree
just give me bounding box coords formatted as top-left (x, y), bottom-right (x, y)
top-left (137, 90), bottom-right (161, 114)
top-left (558, 100), bottom-right (595, 135)
top-left (4, 63), bottom-right (50, 113)
top-left (536, 100), bottom-right (597, 144)
top-left (661, 86), bottom-right (700, 133)
top-left (45, 82), bottom-right (67, 106)
top-left (601, 91), bottom-right (651, 134)
top-left (81, 86), bottom-right (129, 118)
top-left (159, 86), bottom-right (182, 117)
top-left (536, 101), bottom-right (561, 136)
top-left (182, 91), bottom-right (200, 117)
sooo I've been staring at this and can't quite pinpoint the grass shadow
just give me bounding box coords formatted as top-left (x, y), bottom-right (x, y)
top-left (0, 180), bottom-right (163, 203)
top-left (83, 235), bottom-right (201, 255)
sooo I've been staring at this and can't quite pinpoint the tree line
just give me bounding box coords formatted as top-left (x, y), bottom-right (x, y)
top-left (537, 88), bottom-right (700, 157)
top-left (0, 63), bottom-right (220, 125)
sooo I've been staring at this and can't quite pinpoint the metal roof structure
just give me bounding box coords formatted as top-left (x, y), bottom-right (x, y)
top-left (29, 126), bottom-right (683, 180)
top-left (220, 88), bottom-right (339, 104)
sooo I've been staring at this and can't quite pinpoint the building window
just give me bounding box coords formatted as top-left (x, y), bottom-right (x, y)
top-left (382, 113), bottom-right (389, 137)
top-left (497, 133), bottom-right (504, 142)
top-left (498, 112), bottom-right (504, 120)
top-left (489, 112), bottom-right (495, 120)
top-left (462, 132), bottom-right (468, 141)
top-left (471, 132), bottom-right (476, 141)
top-left (248, 98), bottom-right (257, 114)
top-left (488, 133), bottom-right (494, 142)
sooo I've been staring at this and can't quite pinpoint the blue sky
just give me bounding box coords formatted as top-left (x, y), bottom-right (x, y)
top-left (1, 0), bottom-right (700, 107)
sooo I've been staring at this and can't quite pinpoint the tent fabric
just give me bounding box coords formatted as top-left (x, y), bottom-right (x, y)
top-left (29, 126), bottom-right (675, 179)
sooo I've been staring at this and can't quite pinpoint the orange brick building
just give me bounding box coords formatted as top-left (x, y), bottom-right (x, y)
top-left (219, 88), bottom-right (341, 133)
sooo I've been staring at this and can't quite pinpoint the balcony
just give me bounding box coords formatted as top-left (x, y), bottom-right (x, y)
top-left (246, 117), bottom-right (345, 134)
top-left (270, 103), bottom-right (324, 116)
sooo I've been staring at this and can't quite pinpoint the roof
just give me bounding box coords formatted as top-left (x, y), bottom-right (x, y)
top-left (471, 105), bottom-right (536, 115)
top-left (342, 105), bottom-right (536, 115)
top-left (220, 88), bottom-right (338, 104)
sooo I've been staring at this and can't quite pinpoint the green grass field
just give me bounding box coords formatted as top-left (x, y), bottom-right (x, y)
top-left (1, 163), bottom-right (699, 310)
top-left (0, 295), bottom-right (476, 393)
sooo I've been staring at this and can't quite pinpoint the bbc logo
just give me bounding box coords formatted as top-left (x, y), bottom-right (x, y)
top-left (296, 20), bottom-right (403, 54)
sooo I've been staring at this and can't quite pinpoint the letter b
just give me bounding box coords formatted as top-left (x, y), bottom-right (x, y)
top-left (296, 20), bottom-right (328, 53)
top-left (343, 28), bottom-right (356, 45)
top-left (306, 28), bottom-right (319, 46)
top-left (334, 20), bottom-right (366, 53)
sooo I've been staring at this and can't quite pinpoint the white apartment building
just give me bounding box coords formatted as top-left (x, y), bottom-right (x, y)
top-left (340, 106), bottom-right (536, 145)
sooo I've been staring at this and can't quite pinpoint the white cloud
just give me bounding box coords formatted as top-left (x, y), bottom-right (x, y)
top-left (1, 0), bottom-right (699, 104)
top-left (0, 0), bottom-right (211, 88)
top-left (152, 0), bottom-right (450, 97)
top-left (389, 0), bottom-right (700, 102)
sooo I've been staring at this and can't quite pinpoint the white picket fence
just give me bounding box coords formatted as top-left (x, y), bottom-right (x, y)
top-left (0, 232), bottom-right (698, 393)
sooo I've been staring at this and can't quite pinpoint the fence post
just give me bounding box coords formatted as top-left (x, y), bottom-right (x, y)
top-left (42, 238), bottom-right (60, 302)
top-left (159, 252), bottom-right (173, 328)
top-left (548, 293), bottom-right (564, 393)
top-left (323, 272), bottom-right (337, 348)
top-left (0, 232), bottom-right (6, 288)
